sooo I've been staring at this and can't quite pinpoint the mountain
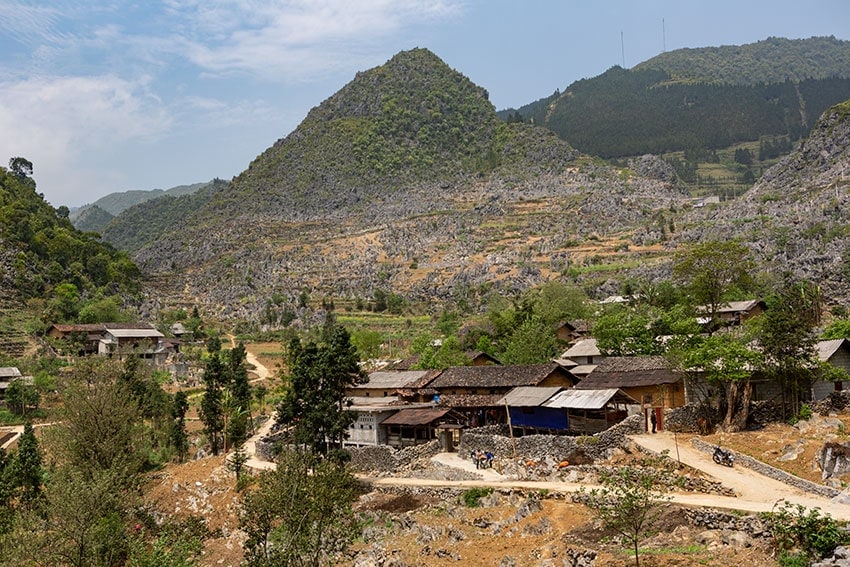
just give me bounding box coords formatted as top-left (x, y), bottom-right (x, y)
top-left (69, 181), bottom-right (213, 233)
top-left (674, 99), bottom-right (850, 303)
top-left (100, 180), bottom-right (224, 253)
top-left (500, 37), bottom-right (850, 158)
top-left (129, 49), bottom-right (686, 319)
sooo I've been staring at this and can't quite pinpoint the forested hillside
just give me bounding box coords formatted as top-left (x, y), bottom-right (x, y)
top-left (501, 37), bottom-right (850, 158)
top-left (101, 180), bottom-right (224, 253)
top-left (0, 158), bottom-right (141, 323)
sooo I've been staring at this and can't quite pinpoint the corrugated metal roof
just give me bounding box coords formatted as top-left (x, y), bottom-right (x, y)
top-left (362, 370), bottom-right (433, 389)
top-left (380, 408), bottom-right (451, 426)
top-left (570, 364), bottom-right (597, 376)
top-left (497, 386), bottom-right (562, 407)
top-left (561, 338), bottom-right (600, 358)
top-left (544, 388), bottom-right (623, 409)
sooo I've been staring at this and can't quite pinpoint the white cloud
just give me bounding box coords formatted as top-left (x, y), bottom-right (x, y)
top-left (0, 74), bottom-right (172, 204)
top-left (168, 0), bottom-right (464, 80)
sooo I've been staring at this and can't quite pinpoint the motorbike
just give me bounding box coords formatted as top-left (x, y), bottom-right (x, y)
top-left (712, 446), bottom-right (734, 467)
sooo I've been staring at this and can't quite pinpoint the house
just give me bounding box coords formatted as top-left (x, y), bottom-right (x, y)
top-left (813, 338), bottom-right (850, 400)
top-left (0, 367), bottom-right (22, 400)
top-left (97, 323), bottom-right (165, 360)
top-left (559, 338), bottom-right (604, 366)
top-left (499, 386), bottom-right (567, 432)
top-left (46, 323), bottom-right (107, 354)
top-left (466, 350), bottom-right (501, 366)
top-left (170, 322), bottom-right (193, 340)
top-left (697, 300), bottom-right (766, 328)
top-left (346, 369), bottom-right (438, 399)
top-left (500, 386), bottom-right (637, 435)
top-left (427, 363), bottom-right (578, 426)
top-left (556, 320), bottom-right (591, 344)
top-left (574, 356), bottom-right (686, 432)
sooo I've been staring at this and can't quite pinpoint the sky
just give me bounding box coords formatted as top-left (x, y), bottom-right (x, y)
top-left (1, 1), bottom-right (849, 208)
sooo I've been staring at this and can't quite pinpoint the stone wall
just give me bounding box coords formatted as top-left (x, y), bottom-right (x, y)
top-left (348, 440), bottom-right (442, 473)
top-left (691, 437), bottom-right (841, 499)
top-left (458, 414), bottom-right (645, 465)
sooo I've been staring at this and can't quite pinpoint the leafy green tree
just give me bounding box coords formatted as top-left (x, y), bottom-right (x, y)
top-left (50, 358), bottom-right (147, 485)
top-left (821, 318), bottom-right (850, 339)
top-left (500, 315), bottom-right (559, 364)
top-left (5, 378), bottom-right (39, 416)
top-left (350, 329), bottom-right (383, 360)
top-left (276, 323), bottom-right (366, 454)
top-left (673, 240), bottom-right (755, 332)
top-left (410, 333), bottom-right (470, 369)
top-left (582, 461), bottom-right (675, 566)
top-left (752, 278), bottom-right (820, 419)
top-left (12, 422), bottom-right (42, 505)
top-left (593, 305), bottom-right (660, 356)
top-left (673, 332), bottom-right (761, 432)
top-left (240, 448), bottom-right (359, 567)
top-left (527, 281), bottom-right (591, 325)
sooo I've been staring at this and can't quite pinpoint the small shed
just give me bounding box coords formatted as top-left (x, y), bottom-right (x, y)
top-left (544, 388), bottom-right (636, 433)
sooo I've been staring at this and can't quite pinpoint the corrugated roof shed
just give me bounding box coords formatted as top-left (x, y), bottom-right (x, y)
top-left (575, 356), bottom-right (680, 389)
top-left (428, 363), bottom-right (573, 389)
top-left (380, 408), bottom-right (451, 426)
top-left (497, 386), bottom-right (562, 407)
top-left (543, 388), bottom-right (636, 409)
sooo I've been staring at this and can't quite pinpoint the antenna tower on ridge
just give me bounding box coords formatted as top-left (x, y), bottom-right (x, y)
top-left (621, 31), bottom-right (625, 67)
top-left (662, 18), bottom-right (666, 52)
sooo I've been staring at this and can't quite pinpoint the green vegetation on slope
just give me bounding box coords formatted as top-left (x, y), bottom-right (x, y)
top-left (500, 37), bottom-right (850, 159)
top-left (0, 158), bottom-right (141, 319)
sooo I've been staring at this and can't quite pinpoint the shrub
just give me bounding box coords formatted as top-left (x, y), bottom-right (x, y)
top-left (762, 501), bottom-right (849, 561)
top-left (461, 487), bottom-right (492, 508)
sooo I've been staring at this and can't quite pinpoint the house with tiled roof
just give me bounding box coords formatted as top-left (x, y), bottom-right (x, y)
top-left (428, 363), bottom-right (577, 427)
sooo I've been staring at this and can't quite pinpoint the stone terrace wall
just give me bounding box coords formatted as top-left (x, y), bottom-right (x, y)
top-left (458, 414), bottom-right (645, 464)
top-left (691, 437), bottom-right (840, 499)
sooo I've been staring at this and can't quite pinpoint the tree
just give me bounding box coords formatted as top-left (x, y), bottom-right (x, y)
top-left (500, 315), bottom-right (559, 364)
top-left (200, 339), bottom-right (225, 455)
top-left (169, 391), bottom-right (189, 463)
top-left (582, 460), bottom-right (675, 566)
top-left (593, 305), bottom-right (660, 356)
top-left (276, 323), bottom-right (366, 455)
top-left (240, 448), bottom-right (359, 567)
top-left (226, 342), bottom-right (252, 445)
top-left (8, 157), bottom-right (33, 177)
top-left (5, 378), bottom-right (39, 416)
top-left (673, 332), bottom-right (761, 432)
top-left (753, 278), bottom-right (820, 419)
top-left (50, 358), bottom-right (147, 485)
top-left (12, 422), bottom-right (42, 505)
top-left (673, 240), bottom-right (755, 333)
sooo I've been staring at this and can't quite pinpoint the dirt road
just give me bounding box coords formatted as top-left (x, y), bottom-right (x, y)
top-left (359, 432), bottom-right (850, 521)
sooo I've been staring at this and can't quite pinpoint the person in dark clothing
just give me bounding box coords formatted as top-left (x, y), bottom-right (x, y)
top-left (650, 410), bottom-right (657, 433)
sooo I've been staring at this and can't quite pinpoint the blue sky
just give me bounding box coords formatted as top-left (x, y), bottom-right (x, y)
top-left (1, 1), bottom-right (848, 208)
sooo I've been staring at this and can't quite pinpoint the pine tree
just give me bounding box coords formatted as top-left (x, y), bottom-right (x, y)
top-left (200, 339), bottom-right (225, 455)
top-left (13, 422), bottom-right (42, 505)
top-left (170, 391), bottom-right (189, 462)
